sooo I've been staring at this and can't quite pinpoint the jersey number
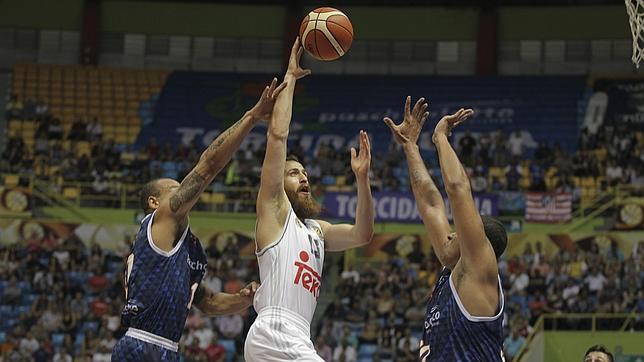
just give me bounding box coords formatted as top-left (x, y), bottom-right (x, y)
top-left (308, 235), bottom-right (321, 259)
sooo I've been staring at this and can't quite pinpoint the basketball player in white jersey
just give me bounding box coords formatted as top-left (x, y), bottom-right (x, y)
top-left (244, 38), bottom-right (375, 361)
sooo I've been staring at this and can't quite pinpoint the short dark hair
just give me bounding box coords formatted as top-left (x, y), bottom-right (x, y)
top-left (481, 215), bottom-right (507, 259)
top-left (139, 179), bottom-right (162, 214)
top-left (584, 345), bottom-right (614, 362)
top-left (285, 154), bottom-right (301, 163)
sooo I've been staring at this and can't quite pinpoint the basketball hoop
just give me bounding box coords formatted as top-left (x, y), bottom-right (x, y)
top-left (625, 0), bottom-right (644, 68)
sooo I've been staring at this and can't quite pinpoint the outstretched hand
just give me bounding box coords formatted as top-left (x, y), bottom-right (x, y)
top-left (432, 108), bottom-right (474, 144)
top-left (249, 77), bottom-right (288, 123)
top-left (287, 37), bottom-right (312, 80)
top-left (383, 96), bottom-right (429, 146)
top-left (239, 281), bottom-right (259, 305)
top-left (351, 130), bottom-right (371, 180)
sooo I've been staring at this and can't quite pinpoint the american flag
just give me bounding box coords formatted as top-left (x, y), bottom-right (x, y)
top-left (525, 192), bottom-right (572, 223)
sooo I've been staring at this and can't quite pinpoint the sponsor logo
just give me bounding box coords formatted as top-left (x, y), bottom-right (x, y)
top-left (187, 255), bottom-right (207, 272)
top-left (293, 251), bottom-right (321, 298)
top-left (123, 301), bottom-right (140, 315)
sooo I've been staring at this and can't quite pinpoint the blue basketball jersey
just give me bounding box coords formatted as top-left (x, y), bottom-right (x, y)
top-left (420, 267), bottom-right (505, 362)
top-left (120, 211), bottom-right (207, 343)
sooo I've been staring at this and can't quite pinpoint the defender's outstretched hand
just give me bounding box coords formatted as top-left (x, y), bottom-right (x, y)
top-left (239, 281), bottom-right (260, 305)
top-left (432, 108), bottom-right (474, 143)
top-left (351, 130), bottom-right (371, 180)
top-left (249, 78), bottom-right (288, 122)
top-left (287, 37), bottom-right (312, 80)
top-left (383, 96), bottom-right (429, 145)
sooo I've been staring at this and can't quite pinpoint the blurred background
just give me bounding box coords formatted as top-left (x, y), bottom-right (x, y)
top-left (0, 0), bottom-right (642, 361)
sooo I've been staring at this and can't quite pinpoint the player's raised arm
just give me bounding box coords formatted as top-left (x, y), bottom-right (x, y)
top-left (193, 282), bottom-right (259, 316)
top-left (318, 130), bottom-right (374, 251)
top-left (151, 79), bottom-right (286, 252)
top-left (431, 109), bottom-right (497, 279)
top-left (255, 38), bottom-right (311, 250)
top-left (384, 97), bottom-right (457, 268)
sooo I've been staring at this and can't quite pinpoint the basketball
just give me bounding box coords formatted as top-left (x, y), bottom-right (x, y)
top-left (299, 7), bottom-right (354, 61)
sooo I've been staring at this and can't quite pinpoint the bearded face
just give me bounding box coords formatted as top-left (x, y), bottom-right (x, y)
top-left (285, 185), bottom-right (322, 220)
top-left (284, 160), bottom-right (322, 220)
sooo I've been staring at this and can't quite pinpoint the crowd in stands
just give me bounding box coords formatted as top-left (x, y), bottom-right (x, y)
top-left (0, 232), bottom-right (261, 362)
top-left (314, 239), bottom-right (643, 362)
top-left (3, 98), bottom-right (643, 207)
top-left (0, 223), bottom-right (642, 361)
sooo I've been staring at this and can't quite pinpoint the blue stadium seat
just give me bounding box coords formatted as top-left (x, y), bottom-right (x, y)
top-left (0, 331), bottom-right (5, 343)
top-left (358, 343), bottom-right (378, 358)
top-left (15, 305), bottom-right (30, 316)
top-left (108, 261), bottom-right (123, 273)
top-left (0, 305), bottom-right (12, 317)
top-left (22, 293), bottom-right (38, 306)
top-left (219, 339), bottom-right (236, 362)
top-left (83, 321), bottom-right (99, 332)
top-left (52, 333), bottom-right (65, 348)
top-left (17, 281), bottom-right (31, 293)
top-left (74, 333), bottom-right (85, 355)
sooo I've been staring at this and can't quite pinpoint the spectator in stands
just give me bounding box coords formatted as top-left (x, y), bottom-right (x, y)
top-left (52, 346), bottom-right (72, 362)
top-left (503, 322), bottom-right (526, 361)
top-left (605, 160), bottom-right (624, 186)
top-left (506, 130), bottom-right (523, 158)
top-left (396, 327), bottom-right (419, 356)
top-left (583, 344), bottom-right (614, 362)
top-left (5, 94), bottom-right (23, 120)
top-left (3, 276), bottom-right (22, 305)
top-left (22, 98), bottom-right (36, 120)
top-left (333, 339), bottom-right (357, 362)
top-left (31, 339), bottom-right (53, 362)
top-left (34, 99), bottom-right (48, 118)
top-left (18, 330), bottom-right (39, 355)
top-left (315, 335), bottom-right (333, 362)
top-left (87, 118), bottom-right (102, 141)
top-left (458, 130), bottom-right (476, 164)
top-left (585, 266), bottom-right (607, 297)
top-left (214, 313), bottom-right (243, 340)
top-left (48, 118), bottom-right (63, 140)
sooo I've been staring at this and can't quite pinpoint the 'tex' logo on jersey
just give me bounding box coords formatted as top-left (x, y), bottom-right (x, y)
top-left (294, 251), bottom-right (321, 298)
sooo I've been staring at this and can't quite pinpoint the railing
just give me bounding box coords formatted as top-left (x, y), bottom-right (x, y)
top-left (516, 312), bottom-right (644, 361)
top-left (2, 173), bottom-right (640, 218)
top-left (24, 177), bottom-right (260, 212)
top-left (561, 184), bottom-right (642, 232)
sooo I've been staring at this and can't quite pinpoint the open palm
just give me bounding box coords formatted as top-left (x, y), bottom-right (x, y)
top-left (383, 96), bottom-right (429, 145)
top-left (249, 77), bottom-right (287, 122)
top-left (432, 108), bottom-right (474, 143)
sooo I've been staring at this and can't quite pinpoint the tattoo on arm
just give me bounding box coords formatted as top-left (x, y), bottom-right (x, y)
top-left (169, 171), bottom-right (207, 213)
top-left (411, 170), bottom-right (426, 188)
top-left (202, 119), bottom-right (243, 160)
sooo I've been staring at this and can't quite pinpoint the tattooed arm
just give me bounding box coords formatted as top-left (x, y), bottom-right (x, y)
top-left (384, 97), bottom-right (457, 269)
top-left (152, 79), bottom-right (286, 251)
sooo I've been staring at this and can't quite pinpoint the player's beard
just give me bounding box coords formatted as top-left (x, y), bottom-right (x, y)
top-left (285, 187), bottom-right (322, 220)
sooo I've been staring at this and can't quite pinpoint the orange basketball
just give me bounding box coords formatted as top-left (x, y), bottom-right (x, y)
top-left (299, 7), bottom-right (354, 61)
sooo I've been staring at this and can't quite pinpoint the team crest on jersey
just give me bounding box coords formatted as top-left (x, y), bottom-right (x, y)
top-left (312, 226), bottom-right (323, 239)
top-left (293, 250), bottom-right (321, 298)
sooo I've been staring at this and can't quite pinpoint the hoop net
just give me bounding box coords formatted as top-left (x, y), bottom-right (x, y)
top-left (626, 0), bottom-right (644, 68)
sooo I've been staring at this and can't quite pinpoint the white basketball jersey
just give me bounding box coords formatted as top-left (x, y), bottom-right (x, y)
top-left (254, 206), bottom-right (325, 325)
